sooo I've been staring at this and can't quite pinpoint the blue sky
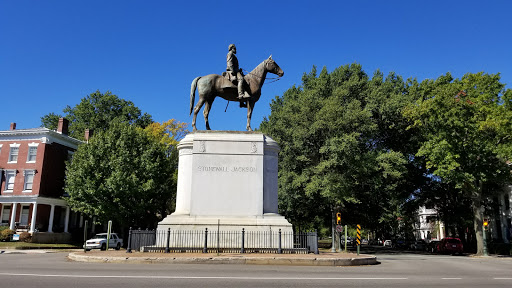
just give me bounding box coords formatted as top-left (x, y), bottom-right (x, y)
top-left (1, 0), bottom-right (511, 133)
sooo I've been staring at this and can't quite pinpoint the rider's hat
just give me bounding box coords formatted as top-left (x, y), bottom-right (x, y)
top-left (228, 44), bottom-right (236, 51)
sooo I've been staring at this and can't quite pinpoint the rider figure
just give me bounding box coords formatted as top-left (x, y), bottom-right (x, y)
top-left (227, 44), bottom-right (249, 100)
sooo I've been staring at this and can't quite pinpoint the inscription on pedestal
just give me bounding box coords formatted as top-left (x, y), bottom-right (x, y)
top-left (197, 166), bottom-right (257, 173)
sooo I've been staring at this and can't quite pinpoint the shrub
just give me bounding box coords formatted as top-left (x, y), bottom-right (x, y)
top-left (0, 229), bottom-right (15, 241)
top-left (19, 232), bottom-right (32, 243)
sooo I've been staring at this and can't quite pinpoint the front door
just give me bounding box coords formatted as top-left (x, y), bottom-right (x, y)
top-left (20, 206), bottom-right (30, 226)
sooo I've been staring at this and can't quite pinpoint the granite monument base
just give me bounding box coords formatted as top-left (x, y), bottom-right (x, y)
top-left (156, 131), bottom-right (293, 248)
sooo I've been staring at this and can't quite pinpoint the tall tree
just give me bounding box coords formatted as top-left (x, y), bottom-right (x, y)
top-left (405, 72), bottom-right (512, 255)
top-left (41, 90), bottom-right (152, 139)
top-left (261, 64), bottom-right (418, 236)
top-left (65, 121), bottom-right (174, 228)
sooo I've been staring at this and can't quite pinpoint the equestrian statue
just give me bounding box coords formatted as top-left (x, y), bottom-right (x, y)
top-left (190, 44), bottom-right (284, 131)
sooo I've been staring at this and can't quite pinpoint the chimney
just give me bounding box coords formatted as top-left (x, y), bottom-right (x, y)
top-left (10, 123), bottom-right (16, 130)
top-left (57, 118), bottom-right (69, 135)
top-left (84, 129), bottom-right (93, 142)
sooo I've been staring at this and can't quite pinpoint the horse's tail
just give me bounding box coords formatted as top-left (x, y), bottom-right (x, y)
top-left (190, 77), bottom-right (201, 115)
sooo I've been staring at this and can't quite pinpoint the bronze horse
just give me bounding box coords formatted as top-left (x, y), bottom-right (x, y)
top-left (190, 56), bottom-right (284, 131)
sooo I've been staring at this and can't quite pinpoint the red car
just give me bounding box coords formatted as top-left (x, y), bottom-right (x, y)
top-left (437, 237), bottom-right (463, 255)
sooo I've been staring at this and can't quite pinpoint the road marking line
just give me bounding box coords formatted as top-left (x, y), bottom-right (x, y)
top-left (0, 273), bottom-right (407, 280)
top-left (495, 278), bottom-right (512, 280)
top-left (442, 278), bottom-right (462, 280)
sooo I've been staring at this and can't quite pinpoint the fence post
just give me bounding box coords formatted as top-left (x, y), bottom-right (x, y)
top-left (217, 219), bottom-right (220, 254)
top-left (315, 230), bottom-right (319, 254)
top-left (126, 227), bottom-right (132, 253)
top-left (165, 228), bottom-right (171, 253)
top-left (241, 228), bottom-right (245, 253)
top-left (270, 227), bottom-right (272, 248)
top-left (203, 228), bottom-right (208, 253)
top-left (278, 229), bottom-right (282, 254)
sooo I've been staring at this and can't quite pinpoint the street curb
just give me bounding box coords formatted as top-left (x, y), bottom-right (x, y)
top-left (67, 253), bottom-right (377, 266)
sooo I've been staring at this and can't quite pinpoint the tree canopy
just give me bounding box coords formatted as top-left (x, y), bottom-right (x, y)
top-left (144, 119), bottom-right (188, 149)
top-left (41, 90), bottom-right (152, 140)
top-left (260, 64), bottom-right (424, 236)
top-left (65, 121), bottom-right (175, 228)
top-left (404, 72), bottom-right (512, 254)
top-left (43, 91), bottom-right (186, 229)
top-left (261, 64), bottom-right (512, 254)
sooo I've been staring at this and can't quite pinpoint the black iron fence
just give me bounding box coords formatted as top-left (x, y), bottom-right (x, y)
top-left (126, 228), bottom-right (318, 254)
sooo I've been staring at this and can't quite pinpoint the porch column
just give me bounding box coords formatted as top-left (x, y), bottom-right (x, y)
top-left (64, 206), bottom-right (70, 233)
top-left (29, 203), bottom-right (38, 233)
top-left (9, 203), bottom-right (17, 230)
top-left (48, 204), bottom-right (55, 233)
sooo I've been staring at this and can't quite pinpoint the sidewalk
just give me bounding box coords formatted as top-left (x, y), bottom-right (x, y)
top-left (1, 249), bottom-right (54, 254)
top-left (68, 250), bottom-right (378, 266)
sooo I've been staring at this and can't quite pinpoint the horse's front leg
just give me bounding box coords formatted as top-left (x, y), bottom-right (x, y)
top-left (246, 100), bottom-right (254, 131)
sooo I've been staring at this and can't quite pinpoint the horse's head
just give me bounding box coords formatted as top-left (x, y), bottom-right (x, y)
top-left (265, 55), bottom-right (284, 77)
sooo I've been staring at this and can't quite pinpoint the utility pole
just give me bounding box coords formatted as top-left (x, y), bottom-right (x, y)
top-left (483, 218), bottom-right (489, 256)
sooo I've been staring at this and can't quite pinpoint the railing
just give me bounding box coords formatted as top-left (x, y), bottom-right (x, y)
top-left (126, 228), bottom-right (318, 254)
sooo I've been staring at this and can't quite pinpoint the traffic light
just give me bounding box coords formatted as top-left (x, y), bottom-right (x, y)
top-left (336, 212), bottom-right (341, 225)
top-left (483, 219), bottom-right (489, 231)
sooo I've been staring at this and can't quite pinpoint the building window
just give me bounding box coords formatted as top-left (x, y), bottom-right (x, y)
top-left (23, 170), bottom-right (35, 191)
top-left (27, 143), bottom-right (39, 163)
top-left (0, 144), bottom-right (2, 156)
top-left (9, 146), bottom-right (19, 163)
top-left (1, 206), bottom-right (10, 225)
top-left (4, 170), bottom-right (16, 192)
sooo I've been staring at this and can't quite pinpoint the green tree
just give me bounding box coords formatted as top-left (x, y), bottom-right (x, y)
top-left (405, 72), bottom-right (512, 255)
top-left (41, 90), bottom-right (152, 140)
top-left (261, 64), bottom-right (419, 236)
top-left (40, 112), bottom-right (63, 130)
top-left (65, 121), bottom-right (174, 228)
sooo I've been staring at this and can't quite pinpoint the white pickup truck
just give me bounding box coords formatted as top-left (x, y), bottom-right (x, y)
top-left (84, 233), bottom-right (123, 250)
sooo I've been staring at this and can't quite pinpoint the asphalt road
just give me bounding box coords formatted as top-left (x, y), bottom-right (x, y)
top-left (1, 251), bottom-right (511, 288)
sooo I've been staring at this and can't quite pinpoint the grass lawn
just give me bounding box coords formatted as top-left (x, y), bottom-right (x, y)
top-left (0, 241), bottom-right (80, 249)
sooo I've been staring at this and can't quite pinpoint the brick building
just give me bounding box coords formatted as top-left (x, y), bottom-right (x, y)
top-left (0, 119), bottom-right (83, 242)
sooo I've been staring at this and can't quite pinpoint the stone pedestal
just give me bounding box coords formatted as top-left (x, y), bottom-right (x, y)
top-left (157, 131), bottom-right (292, 247)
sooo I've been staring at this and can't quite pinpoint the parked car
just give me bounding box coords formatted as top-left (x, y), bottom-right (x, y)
top-left (394, 239), bottom-right (410, 249)
top-left (426, 240), bottom-right (439, 253)
top-left (340, 236), bottom-right (354, 246)
top-left (383, 240), bottom-right (392, 247)
top-left (84, 233), bottom-right (123, 251)
top-left (437, 237), bottom-right (463, 255)
top-left (410, 240), bottom-right (426, 251)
